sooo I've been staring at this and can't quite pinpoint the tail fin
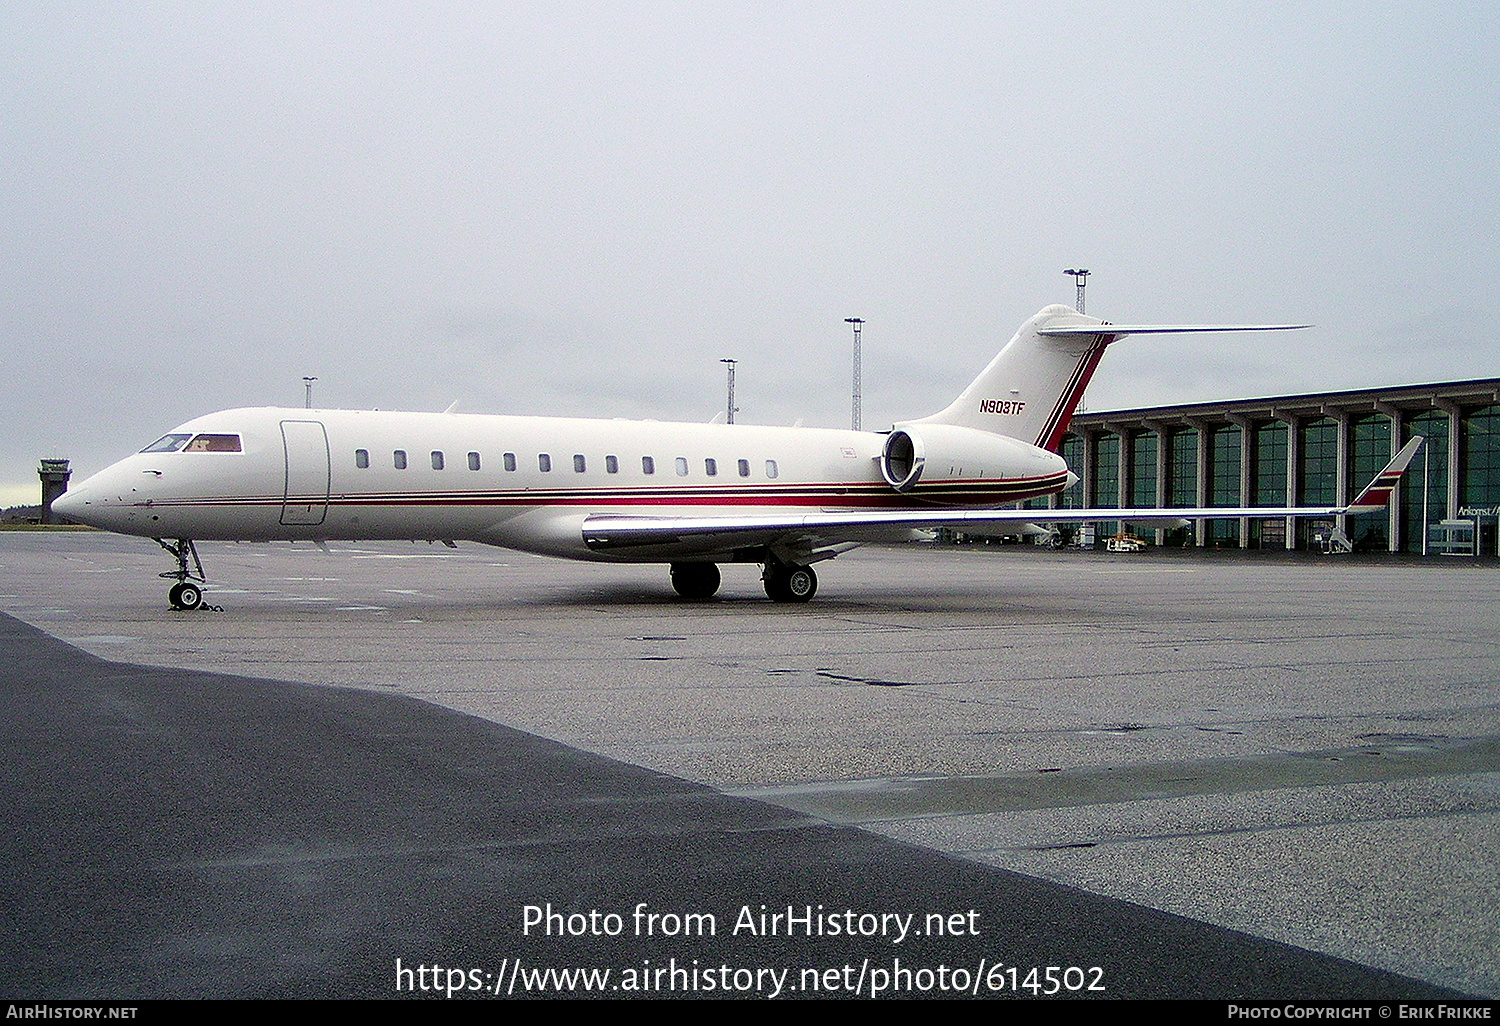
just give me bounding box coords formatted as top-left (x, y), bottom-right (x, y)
top-left (914, 305), bottom-right (1122, 451)
top-left (1346, 436), bottom-right (1424, 512)
top-left (915, 306), bottom-right (1312, 452)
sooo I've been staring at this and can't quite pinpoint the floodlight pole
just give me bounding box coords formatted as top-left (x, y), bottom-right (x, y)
top-left (720, 359), bottom-right (737, 424)
top-left (845, 318), bottom-right (864, 431)
top-left (302, 376), bottom-right (318, 409)
top-left (1064, 268), bottom-right (1090, 314)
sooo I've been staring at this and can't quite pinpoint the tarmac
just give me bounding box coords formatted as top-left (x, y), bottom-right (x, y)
top-left (1, 531), bottom-right (1495, 999)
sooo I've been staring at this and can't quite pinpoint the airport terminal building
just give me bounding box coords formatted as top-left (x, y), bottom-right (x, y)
top-left (1046, 378), bottom-right (1500, 555)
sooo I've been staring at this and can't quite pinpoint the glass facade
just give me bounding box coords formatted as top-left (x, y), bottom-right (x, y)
top-left (1092, 434), bottom-right (1120, 508)
top-left (1129, 432), bottom-right (1158, 508)
top-left (1206, 425), bottom-right (1241, 545)
top-left (1248, 421), bottom-right (1289, 549)
top-left (1209, 425), bottom-right (1241, 506)
top-left (1402, 411), bottom-right (1448, 553)
top-left (1460, 405), bottom-right (1500, 507)
top-left (1252, 421), bottom-right (1288, 506)
top-left (1299, 418), bottom-right (1338, 505)
top-left (1347, 414), bottom-right (1392, 549)
top-left (1039, 380), bottom-right (1500, 556)
top-left (1460, 405), bottom-right (1500, 555)
top-left (1060, 435), bottom-right (1084, 509)
top-left (1167, 429), bottom-right (1197, 507)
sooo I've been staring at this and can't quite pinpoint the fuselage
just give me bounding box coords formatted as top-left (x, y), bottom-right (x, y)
top-left (56, 406), bottom-right (1070, 562)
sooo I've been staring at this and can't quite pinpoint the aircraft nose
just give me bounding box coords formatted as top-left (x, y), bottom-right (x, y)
top-left (50, 484), bottom-right (89, 524)
top-left (48, 462), bottom-right (160, 535)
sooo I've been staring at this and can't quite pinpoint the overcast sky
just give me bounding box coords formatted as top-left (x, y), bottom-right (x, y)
top-left (3, 2), bottom-right (1497, 505)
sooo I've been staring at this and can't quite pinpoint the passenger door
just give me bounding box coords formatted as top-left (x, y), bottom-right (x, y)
top-left (280, 420), bottom-right (330, 526)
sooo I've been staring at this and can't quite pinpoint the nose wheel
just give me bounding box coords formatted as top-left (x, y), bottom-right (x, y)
top-left (168, 582), bottom-right (204, 611)
top-left (156, 537), bottom-right (207, 611)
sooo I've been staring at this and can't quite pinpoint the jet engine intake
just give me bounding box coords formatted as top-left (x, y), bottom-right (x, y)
top-left (881, 429), bottom-right (925, 491)
top-left (880, 423), bottom-right (1066, 498)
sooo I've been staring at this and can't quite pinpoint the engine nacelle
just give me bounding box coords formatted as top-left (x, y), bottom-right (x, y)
top-left (880, 423), bottom-right (1066, 498)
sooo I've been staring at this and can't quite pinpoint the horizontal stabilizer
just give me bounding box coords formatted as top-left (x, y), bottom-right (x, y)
top-left (1037, 323), bottom-right (1312, 337)
top-left (917, 308), bottom-right (1312, 453)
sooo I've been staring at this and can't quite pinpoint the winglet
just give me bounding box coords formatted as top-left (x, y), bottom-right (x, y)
top-left (1345, 436), bottom-right (1424, 512)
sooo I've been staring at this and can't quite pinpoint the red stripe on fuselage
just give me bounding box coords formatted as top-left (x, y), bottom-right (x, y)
top-left (144, 473), bottom-right (1071, 512)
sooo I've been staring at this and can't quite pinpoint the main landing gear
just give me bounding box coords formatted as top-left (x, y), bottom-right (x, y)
top-left (156, 537), bottom-right (206, 611)
top-left (667, 559), bottom-right (817, 602)
top-left (762, 560), bottom-right (817, 603)
top-left (669, 561), bottom-right (721, 600)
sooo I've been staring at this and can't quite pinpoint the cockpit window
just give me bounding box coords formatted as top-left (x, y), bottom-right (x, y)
top-left (184, 433), bottom-right (242, 452)
top-left (140, 433), bottom-right (192, 453)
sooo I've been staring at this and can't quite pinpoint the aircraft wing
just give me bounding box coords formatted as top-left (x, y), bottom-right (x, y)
top-left (583, 437), bottom-right (1423, 555)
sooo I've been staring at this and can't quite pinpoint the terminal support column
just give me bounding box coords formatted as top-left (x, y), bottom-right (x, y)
top-left (1377, 403), bottom-right (1403, 552)
top-left (1189, 418), bottom-right (1210, 548)
top-left (1436, 400), bottom-right (1461, 523)
top-left (1117, 429), bottom-right (1129, 513)
top-left (1333, 410), bottom-right (1350, 538)
top-left (1147, 421), bottom-right (1169, 546)
top-left (1080, 429), bottom-right (1095, 510)
top-left (1278, 413), bottom-right (1299, 550)
top-left (1230, 415), bottom-right (1252, 549)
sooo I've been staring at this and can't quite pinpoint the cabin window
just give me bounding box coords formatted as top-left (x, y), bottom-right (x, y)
top-left (574, 454), bottom-right (586, 473)
top-left (765, 459), bottom-right (778, 479)
top-left (738, 459), bottom-right (750, 477)
top-left (141, 433), bottom-right (192, 453)
top-left (704, 458), bottom-right (717, 476)
top-left (431, 451), bottom-right (445, 470)
top-left (642, 456), bottom-right (655, 475)
top-left (675, 457), bottom-right (689, 476)
top-left (605, 455), bottom-right (619, 474)
top-left (539, 454), bottom-right (552, 472)
top-left (503, 452), bottom-right (517, 472)
top-left (394, 450), bottom-right (408, 470)
top-left (185, 433), bottom-right (242, 452)
top-left (467, 451), bottom-right (481, 471)
top-left (355, 449), bottom-right (369, 469)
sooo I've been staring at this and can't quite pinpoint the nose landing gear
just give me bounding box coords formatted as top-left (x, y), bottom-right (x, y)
top-left (156, 538), bottom-right (206, 610)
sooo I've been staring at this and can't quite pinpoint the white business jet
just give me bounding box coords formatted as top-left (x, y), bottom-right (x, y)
top-left (53, 305), bottom-right (1421, 609)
